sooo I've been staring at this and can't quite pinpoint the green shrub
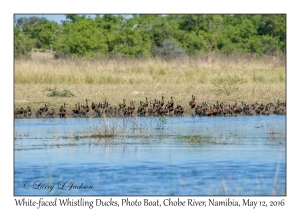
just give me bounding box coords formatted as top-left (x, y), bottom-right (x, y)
top-left (46, 87), bottom-right (75, 97)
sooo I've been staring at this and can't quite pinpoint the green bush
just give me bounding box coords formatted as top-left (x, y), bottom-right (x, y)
top-left (46, 87), bottom-right (75, 97)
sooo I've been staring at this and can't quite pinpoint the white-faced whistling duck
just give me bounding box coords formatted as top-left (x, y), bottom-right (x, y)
top-left (99, 103), bottom-right (106, 112)
top-left (82, 101), bottom-right (90, 115)
top-left (227, 104), bottom-right (233, 115)
top-left (160, 96), bottom-right (165, 107)
top-left (124, 107), bottom-right (134, 116)
top-left (85, 99), bottom-right (90, 113)
top-left (119, 99), bottom-right (126, 109)
top-left (212, 104), bottom-right (219, 115)
top-left (113, 107), bottom-right (117, 116)
top-left (137, 101), bottom-right (144, 113)
top-left (231, 104), bottom-right (237, 115)
top-left (189, 95), bottom-right (196, 109)
top-left (63, 103), bottom-right (67, 111)
top-left (215, 100), bottom-right (220, 109)
top-left (168, 96), bottom-right (174, 108)
top-left (236, 106), bottom-right (242, 114)
top-left (222, 105), bottom-right (228, 116)
top-left (117, 104), bottom-right (124, 114)
top-left (246, 103), bottom-right (251, 110)
top-left (174, 105), bottom-right (184, 116)
top-left (249, 107), bottom-right (256, 116)
top-left (250, 102), bottom-right (258, 110)
top-left (72, 102), bottom-right (81, 114)
top-left (147, 102), bottom-right (154, 115)
top-left (47, 109), bottom-right (55, 117)
top-left (232, 102), bottom-right (242, 114)
top-left (195, 105), bottom-right (203, 116)
top-left (15, 107), bottom-right (25, 117)
top-left (266, 102), bottom-right (274, 108)
top-left (157, 100), bottom-right (161, 108)
top-left (36, 108), bottom-right (43, 118)
top-left (137, 101), bottom-right (147, 116)
top-left (274, 104), bottom-right (282, 115)
top-left (40, 103), bottom-right (48, 113)
top-left (262, 105), bottom-right (272, 115)
top-left (60, 109), bottom-right (66, 118)
top-left (143, 97), bottom-right (149, 108)
top-left (91, 102), bottom-right (96, 110)
top-left (14, 108), bottom-right (19, 115)
top-left (72, 103), bottom-right (78, 114)
top-left (277, 100), bottom-right (281, 106)
top-left (129, 100), bottom-right (135, 110)
top-left (59, 103), bottom-right (67, 118)
top-left (277, 99), bottom-right (286, 106)
top-left (255, 107), bottom-right (261, 115)
top-left (245, 106), bottom-right (255, 116)
top-left (79, 104), bottom-right (87, 116)
top-left (152, 104), bottom-right (159, 114)
top-left (157, 106), bottom-right (164, 115)
top-left (100, 100), bottom-right (108, 109)
top-left (258, 103), bottom-right (265, 111)
top-left (166, 101), bottom-right (174, 112)
top-left (202, 101), bottom-right (208, 109)
top-left (140, 107), bottom-right (147, 116)
top-left (203, 107), bottom-right (212, 116)
top-left (164, 106), bottom-right (170, 115)
top-left (24, 106), bottom-right (31, 117)
top-left (163, 106), bottom-right (170, 115)
top-left (93, 104), bottom-right (102, 117)
top-left (105, 106), bottom-right (115, 116)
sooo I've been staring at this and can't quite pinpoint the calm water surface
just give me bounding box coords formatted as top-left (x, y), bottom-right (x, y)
top-left (14, 116), bottom-right (286, 196)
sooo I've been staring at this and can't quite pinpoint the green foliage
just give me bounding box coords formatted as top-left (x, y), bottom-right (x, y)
top-left (175, 31), bottom-right (205, 54)
top-left (46, 87), bottom-right (75, 97)
top-left (27, 20), bottom-right (60, 50)
top-left (14, 14), bottom-right (286, 58)
top-left (14, 30), bottom-right (34, 58)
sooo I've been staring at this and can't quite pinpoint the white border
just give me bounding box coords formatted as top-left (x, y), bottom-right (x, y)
top-left (3, 1), bottom-right (297, 209)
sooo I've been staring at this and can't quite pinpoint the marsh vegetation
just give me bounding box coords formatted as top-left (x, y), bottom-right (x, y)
top-left (14, 53), bottom-right (285, 113)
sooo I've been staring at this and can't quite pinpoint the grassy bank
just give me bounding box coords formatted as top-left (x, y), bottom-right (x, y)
top-left (14, 52), bottom-right (286, 112)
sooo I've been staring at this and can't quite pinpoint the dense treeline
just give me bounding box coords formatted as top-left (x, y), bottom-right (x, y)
top-left (14, 14), bottom-right (286, 59)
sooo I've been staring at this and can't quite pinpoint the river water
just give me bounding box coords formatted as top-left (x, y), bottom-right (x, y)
top-left (14, 116), bottom-right (286, 196)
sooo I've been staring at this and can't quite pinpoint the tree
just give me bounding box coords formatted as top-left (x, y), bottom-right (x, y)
top-left (54, 18), bottom-right (108, 57)
top-left (14, 14), bottom-right (286, 59)
top-left (14, 29), bottom-right (33, 58)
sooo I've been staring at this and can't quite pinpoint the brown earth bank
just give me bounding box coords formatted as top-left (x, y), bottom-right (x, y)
top-left (14, 98), bottom-right (286, 119)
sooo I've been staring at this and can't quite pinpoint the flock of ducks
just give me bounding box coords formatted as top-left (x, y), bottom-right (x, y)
top-left (14, 95), bottom-right (286, 118)
top-left (189, 95), bottom-right (286, 116)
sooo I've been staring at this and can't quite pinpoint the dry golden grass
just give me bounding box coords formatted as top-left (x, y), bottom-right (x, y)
top-left (14, 52), bottom-right (286, 112)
